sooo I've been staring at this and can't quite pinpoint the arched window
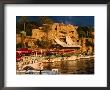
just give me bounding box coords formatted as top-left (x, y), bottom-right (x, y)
top-left (55, 26), bottom-right (57, 30)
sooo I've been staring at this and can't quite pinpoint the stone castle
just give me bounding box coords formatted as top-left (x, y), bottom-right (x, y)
top-left (16, 23), bottom-right (94, 54)
top-left (32, 23), bottom-right (80, 44)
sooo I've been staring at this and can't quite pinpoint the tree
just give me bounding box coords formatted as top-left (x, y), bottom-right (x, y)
top-left (35, 38), bottom-right (52, 49)
top-left (19, 16), bottom-right (28, 31)
top-left (77, 26), bottom-right (86, 38)
top-left (16, 23), bottom-right (23, 34)
top-left (17, 17), bottom-right (28, 48)
top-left (40, 16), bottom-right (54, 25)
top-left (77, 26), bottom-right (94, 38)
top-left (16, 43), bottom-right (22, 48)
top-left (40, 16), bottom-right (54, 48)
top-left (87, 27), bottom-right (94, 38)
top-left (20, 31), bottom-right (26, 48)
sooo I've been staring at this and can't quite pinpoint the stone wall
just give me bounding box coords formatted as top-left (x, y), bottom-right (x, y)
top-left (31, 23), bottom-right (79, 44)
top-left (16, 34), bottom-right (22, 44)
top-left (31, 29), bottom-right (46, 40)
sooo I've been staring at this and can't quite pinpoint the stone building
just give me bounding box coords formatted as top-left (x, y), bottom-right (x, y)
top-left (48, 23), bottom-right (79, 43)
top-left (31, 29), bottom-right (46, 40)
top-left (16, 23), bottom-right (94, 54)
top-left (31, 23), bottom-right (79, 45)
top-left (16, 34), bottom-right (22, 44)
top-left (16, 34), bottom-right (36, 48)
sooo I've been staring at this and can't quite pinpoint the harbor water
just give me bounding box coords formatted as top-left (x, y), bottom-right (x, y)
top-left (43, 57), bottom-right (94, 74)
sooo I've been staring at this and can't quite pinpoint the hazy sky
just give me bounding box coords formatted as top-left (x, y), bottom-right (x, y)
top-left (16, 16), bottom-right (94, 26)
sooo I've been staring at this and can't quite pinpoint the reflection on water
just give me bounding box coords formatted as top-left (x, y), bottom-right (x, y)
top-left (43, 58), bottom-right (94, 74)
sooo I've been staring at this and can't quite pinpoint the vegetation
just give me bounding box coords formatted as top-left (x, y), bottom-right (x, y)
top-left (35, 39), bottom-right (52, 49)
top-left (39, 16), bottom-right (54, 48)
top-left (77, 26), bottom-right (94, 47)
top-left (16, 16), bottom-right (53, 35)
top-left (77, 26), bottom-right (94, 38)
top-left (16, 21), bottom-right (38, 36)
top-left (86, 40), bottom-right (94, 47)
top-left (40, 16), bottom-right (54, 25)
top-left (16, 43), bottom-right (22, 48)
top-left (16, 16), bottom-right (54, 49)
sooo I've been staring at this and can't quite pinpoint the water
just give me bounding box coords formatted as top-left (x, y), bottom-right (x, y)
top-left (43, 58), bottom-right (94, 74)
top-left (16, 57), bottom-right (94, 75)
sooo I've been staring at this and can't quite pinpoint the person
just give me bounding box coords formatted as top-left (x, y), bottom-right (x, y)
top-left (39, 62), bottom-right (43, 74)
top-left (39, 70), bottom-right (42, 74)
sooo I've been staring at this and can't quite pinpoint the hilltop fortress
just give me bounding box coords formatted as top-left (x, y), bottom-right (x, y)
top-left (16, 23), bottom-right (94, 54)
top-left (32, 23), bottom-right (79, 43)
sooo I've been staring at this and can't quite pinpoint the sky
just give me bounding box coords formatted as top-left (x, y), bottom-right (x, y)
top-left (16, 16), bottom-right (94, 27)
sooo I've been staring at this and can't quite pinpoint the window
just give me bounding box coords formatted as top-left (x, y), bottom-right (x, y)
top-left (55, 26), bottom-right (57, 30)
